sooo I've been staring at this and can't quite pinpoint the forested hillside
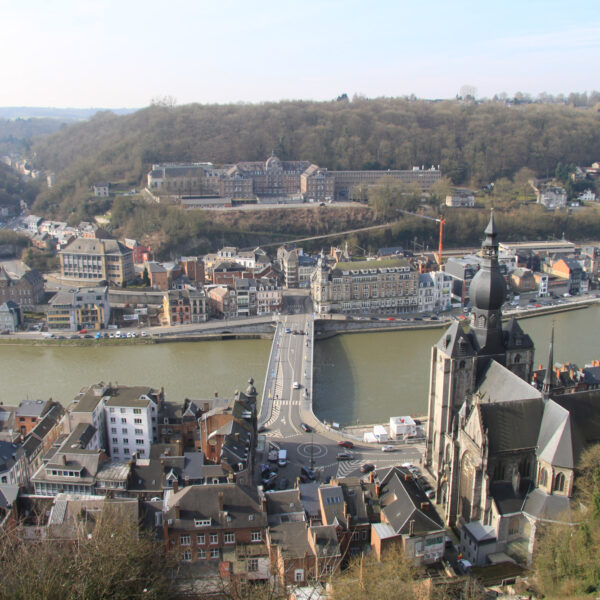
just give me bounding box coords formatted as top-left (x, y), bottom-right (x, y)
top-left (30, 99), bottom-right (600, 218)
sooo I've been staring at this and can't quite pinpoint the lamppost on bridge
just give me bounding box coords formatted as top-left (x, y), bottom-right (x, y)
top-left (310, 432), bottom-right (315, 471)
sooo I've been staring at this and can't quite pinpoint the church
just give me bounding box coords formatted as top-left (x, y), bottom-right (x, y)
top-left (426, 212), bottom-right (600, 564)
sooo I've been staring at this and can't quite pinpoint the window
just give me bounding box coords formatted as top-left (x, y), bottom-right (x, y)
top-left (136, 439), bottom-right (144, 445)
top-left (554, 472), bottom-right (565, 492)
top-left (120, 408), bottom-right (126, 414)
top-left (508, 517), bottom-right (519, 535)
top-left (251, 531), bottom-right (262, 542)
top-left (210, 534), bottom-right (218, 545)
top-left (294, 569), bottom-right (304, 582)
top-left (351, 531), bottom-right (359, 541)
top-left (121, 418), bottom-right (127, 424)
top-left (224, 533), bottom-right (235, 544)
top-left (123, 448), bottom-right (129, 455)
top-left (539, 468), bottom-right (548, 487)
top-left (180, 535), bottom-right (191, 546)
top-left (210, 549), bottom-right (219, 559)
top-left (182, 550), bottom-right (192, 562)
top-left (112, 437), bottom-right (118, 443)
top-left (195, 519), bottom-right (210, 527)
top-left (123, 438), bottom-right (129, 444)
top-left (135, 428), bottom-right (143, 435)
top-left (122, 428), bottom-right (127, 434)
top-left (134, 418), bottom-right (142, 424)
top-left (110, 417), bottom-right (116, 423)
top-left (196, 534), bottom-right (205, 544)
top-left (111, 427), bottom-right (117, 433)
top-left (248, 558), bottom-right (258, 572)
top-left (133, 408), bottom-right (142, 415)
top-left (197, 548), bottom-right (206, 559)
top-left (109, 408), bottom-right (115, 413)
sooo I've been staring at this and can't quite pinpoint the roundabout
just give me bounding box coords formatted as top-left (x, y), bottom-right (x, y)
top-left (297, 441), bottom-right (328, 460)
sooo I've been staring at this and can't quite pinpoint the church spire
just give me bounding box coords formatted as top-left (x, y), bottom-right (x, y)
top-left (542, 325), bottom-right (554, 399)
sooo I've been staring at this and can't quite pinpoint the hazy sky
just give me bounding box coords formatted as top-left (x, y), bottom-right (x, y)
top-left (2, 0), bottom-right (599, 108)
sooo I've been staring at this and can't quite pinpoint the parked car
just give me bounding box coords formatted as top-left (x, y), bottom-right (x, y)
top-left (338, 440), bottom-right (354, 449)
top-left (300, 466), bottom-right (316, 481)
top-left (381, 445), bottom-right (395, 452)
top-left (337, 451), bottom-right (353, 461)
top-left (300, 422), bottom-right (312, 433)
top-left (361, 463), bottom-right (375, 474)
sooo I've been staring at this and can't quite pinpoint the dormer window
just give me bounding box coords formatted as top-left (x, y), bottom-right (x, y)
top-left (195, 519), bottom-right (211, 527)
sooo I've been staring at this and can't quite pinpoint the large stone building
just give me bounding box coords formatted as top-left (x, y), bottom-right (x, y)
top-left (426, 212), bottom-right (600, 564)
top-left (0, 266), bottom-right (45, 308)
top-left (311, 256), bottom-right (418, 315)
top-left (59, 238), bottom-right (135, 286)
top-left (147, 157), bottom-right (441, 204)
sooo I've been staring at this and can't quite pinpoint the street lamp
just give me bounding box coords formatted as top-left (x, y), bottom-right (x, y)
top-left (310, 432), bottom-right (315, 471)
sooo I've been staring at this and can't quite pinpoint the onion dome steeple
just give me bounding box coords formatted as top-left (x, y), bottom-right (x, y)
top-left (469, 210), bottom-right (506, 357)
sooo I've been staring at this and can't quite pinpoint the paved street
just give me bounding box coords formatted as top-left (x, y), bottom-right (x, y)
top-left (258, 308), bottom-right (426, 486)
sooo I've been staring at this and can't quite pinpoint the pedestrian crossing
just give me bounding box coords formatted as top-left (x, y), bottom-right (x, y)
top-left (335, 460), bottom-right (362, 478)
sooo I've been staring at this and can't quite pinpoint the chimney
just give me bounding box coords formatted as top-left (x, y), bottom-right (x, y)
top-left (218, 491), bottom-right (224, 512)
top-left (375, 484), bottom-right (381, 497)
top-left (369, 472), bottom-right (374, 484)
top-left (174, 505), bottom-right (180, 519)
top-left (420, 502), bottom-right (429, 511)
top-left (61, 454), bottom-right (67, 465)
top-left (173, 480), bottom-right (179, 493)
top-left (409, 520), bottom-right (415, 537)
top-left (261, 496), bottom-right (267, 512)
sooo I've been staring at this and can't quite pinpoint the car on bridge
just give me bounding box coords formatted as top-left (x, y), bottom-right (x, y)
top-left (338, 440), bottom-right (354, 449)
top-left (361, 463), bottom-right (375, 473)
top-left (300, 423), bottom-right (312, 432)
top-left (337, 451), bottom-right (353, 461)
top-left (381, 445), bottom-right (396, 452)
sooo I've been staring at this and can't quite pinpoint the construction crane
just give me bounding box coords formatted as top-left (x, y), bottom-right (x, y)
top-left (396, 208), bottom-right (447, 265)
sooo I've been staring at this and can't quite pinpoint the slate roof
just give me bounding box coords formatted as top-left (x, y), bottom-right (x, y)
top-left (0, 484), bottom-right (19, 509)
top-left (16, 399), bottom-right (50, 418)
top-left (298, 482), bottom-right (321, 520)
top-left (309, 524), bottom-right (342, 558)
top-left (318, 485), bottom-right (347, 528)
top-left (105, 387), bottom-right (158, 408)
top-left (164, 483), bottom-right (266, 530)
top-left (62, 422), bottom-right (96, 451)
top-left (436, 321), bottom-right (474, 358)
top-left (502, 318), bottom-right (534, 351)
top-left (269, 521), bottom-right (312, 559)
top-left (477, 361), bottom-right (542, 404)
top-left (60, 238), bottom-right (130, 256)
top-left (490, 480), bottom-right (534, 515)
top-left (479, 399), bottom-right (544, 454)
top-left (266, 489), bottom-right (305, 525)
top-left (375, 467), bottom-right (444, 536)
top-left (522, 488), bottom-right (574, 522)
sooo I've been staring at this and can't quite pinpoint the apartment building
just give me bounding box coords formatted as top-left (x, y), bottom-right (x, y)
top-left (162, 289), bottom-right (207, 325)
top-left (311, 256), bottom-right (418, 315)
top-left (59, 238), bottom-right (134, 286)
top-left (256, 278), bottom-right (282, 315)
top-left (104, 386), bottom-right (162, 460)
top-left (161, 483), bottom-right (270, 584)
top-left (0, 267), bottom-right (45, 308)
top-left (46, 286), bottom-right (110, 331)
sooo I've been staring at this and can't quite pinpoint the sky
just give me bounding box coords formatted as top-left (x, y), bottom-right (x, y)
top-left (1, 0), bottom-right (599, 108)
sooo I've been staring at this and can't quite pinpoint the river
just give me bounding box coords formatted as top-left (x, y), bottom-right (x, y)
top-left (1, 306), bottom-right (599, 424)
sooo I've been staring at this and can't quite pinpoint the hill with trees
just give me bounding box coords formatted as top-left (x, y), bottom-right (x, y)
top-left (28, 98), bottom-right (600, 220)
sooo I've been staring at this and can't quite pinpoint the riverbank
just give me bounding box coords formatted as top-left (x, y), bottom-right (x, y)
top-left (1, 296), bottom-right (598, 347)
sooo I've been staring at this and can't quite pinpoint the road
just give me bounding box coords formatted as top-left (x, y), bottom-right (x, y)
top-left (258, 307), bottom-right (426, 487)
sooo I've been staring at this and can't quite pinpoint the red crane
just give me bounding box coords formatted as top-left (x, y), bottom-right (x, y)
top-left (396, 209), bottom-right (447, 265)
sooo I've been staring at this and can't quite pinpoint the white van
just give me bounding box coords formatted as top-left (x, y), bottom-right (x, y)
top-left (293, 382), bottom-right (301, 389)
top-left (278, 449), bottom-right (287, 467)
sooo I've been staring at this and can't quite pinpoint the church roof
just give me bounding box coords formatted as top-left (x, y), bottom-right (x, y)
top-left (436, 321), bottom-right (474, 357)
top-left (479, 397), bottom-right (544, 454)
top-left (537, 400), bottom-right (583, 469)
top-left (522, 488), bottom-right (574, 523)
top-left (502, 318), bottom-right (534, 351)
top-left (477, 360), bottom-right (542, 404)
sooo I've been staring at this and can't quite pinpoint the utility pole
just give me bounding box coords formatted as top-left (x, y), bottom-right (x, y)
top-left (310, 432), bottom-right (315, 470)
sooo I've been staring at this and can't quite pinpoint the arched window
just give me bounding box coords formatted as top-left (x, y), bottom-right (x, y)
top-left (554, 472), bottom-right (565, 493)
top-left (514, 354), bottom-right (521, 364)
top-left (459, 360), bottom-right (466, 369)
top-left (539, 468), bottom-right (548, 487)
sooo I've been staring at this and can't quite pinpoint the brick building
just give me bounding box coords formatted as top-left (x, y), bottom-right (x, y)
top-left (0, 267), bottom-right (45, 308)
